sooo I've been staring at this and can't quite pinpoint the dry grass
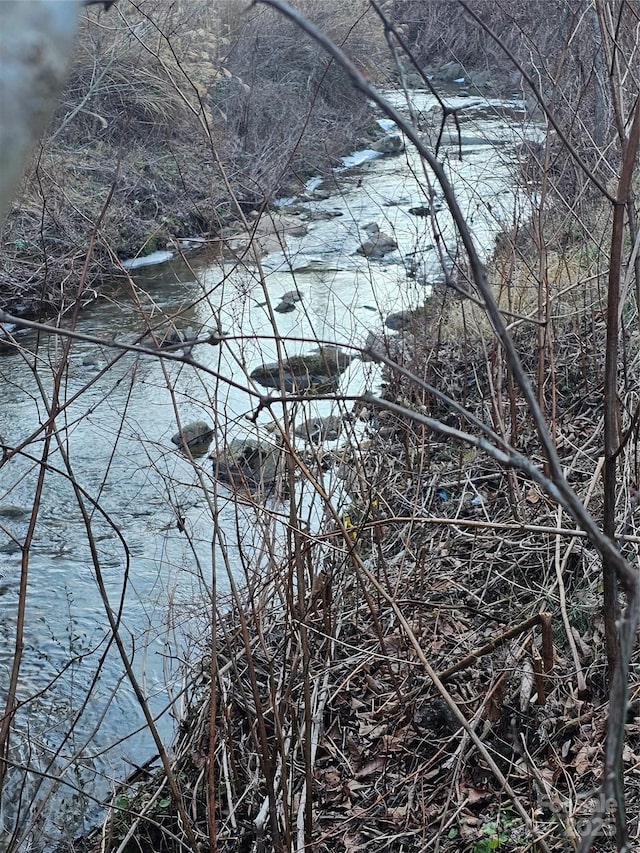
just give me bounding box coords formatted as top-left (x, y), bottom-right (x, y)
top-left (441, 194), bottom-right (614, 347)
top-left (0, 0), bottom-right (387, 316)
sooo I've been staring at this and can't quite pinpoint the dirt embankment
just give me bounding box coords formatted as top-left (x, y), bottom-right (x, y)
top-left (0, 0), bottom-right (389, 318)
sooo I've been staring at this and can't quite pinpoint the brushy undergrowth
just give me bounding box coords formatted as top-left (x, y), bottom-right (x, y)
top-left (7, 3), bottom-right (639, 852)
top-left (0, 0), bottom-right (389, 315)
top-left (75, 264), bottom-right (640, 851)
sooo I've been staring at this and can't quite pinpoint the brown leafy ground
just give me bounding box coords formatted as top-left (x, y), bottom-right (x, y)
top-left (75, 286), bottom-right (640, 853)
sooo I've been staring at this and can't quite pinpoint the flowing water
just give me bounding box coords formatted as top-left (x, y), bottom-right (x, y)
top-left (0, 87), bottom-right (539, 849)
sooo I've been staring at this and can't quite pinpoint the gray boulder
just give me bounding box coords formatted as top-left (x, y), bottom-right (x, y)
top-left (141, 325), bottom-right (196, 353)
top-left (280, 289), bottom-right (304, 303)
top-left (294, 415), bottom-right (343, 443)
top-left (408, 200), bottom-right (442, 217)
top-left (385, 310), bottom-right (415, 332)
top-left (357, 223), bottom-right (398, 259)
top-left (274, 289), bottom-right (304, 313)
top-left (304, 209), bottom-right (343, 222)
top-left (371, 134), bottom-right (404, 155)
top-left (385, 306), bottom-right (433, 332)
top-left (250, 347), bottom-right (354, 394)
top-left (0, 505), bottom-right (30, 519)
top-left (258, 290), bottom-right (304, 313)
top-left (435, 61), bottom-right (466, 83)
top-left (213, 437), bottom-right (282, 490)
top-left (171, 420), bottom-right (214, 456)
top-left (362, 331), bottom-right (387, 361)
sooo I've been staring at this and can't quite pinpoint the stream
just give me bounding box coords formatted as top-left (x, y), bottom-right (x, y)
top-left (0, 87), bottom-right (538, 849)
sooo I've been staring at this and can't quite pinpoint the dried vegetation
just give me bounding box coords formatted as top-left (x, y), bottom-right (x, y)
top-left (8, 2), bottom-right (640, 851)
top-left (0, 0), bottom-right (388, 315)
top-left (78, 234), bottom-right (640, 851)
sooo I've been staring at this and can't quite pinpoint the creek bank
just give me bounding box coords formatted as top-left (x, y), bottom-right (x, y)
top-left (76, 280), bottom-right (632, 853)
top-left (0, 57), bottom-right (512, 326)
top-left (0, 90), bottom-right (399, 322)
top-left (401, 58), bottom-right (523, 98)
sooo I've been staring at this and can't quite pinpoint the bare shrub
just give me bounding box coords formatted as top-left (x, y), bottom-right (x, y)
top-left (1, 0), bottom-right (392, 311)
top-left (209, 0), bottom-right (391, 198)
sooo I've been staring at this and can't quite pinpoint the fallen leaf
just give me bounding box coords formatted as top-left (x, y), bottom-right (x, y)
top-left (386, 805), bottom-right (408, 820)
top-left (574, 744), bottom-right (598, 776)
top-left (460, 784), bottom-right (493, 805)
top-left (355, 756), bottom-right (386, 778)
